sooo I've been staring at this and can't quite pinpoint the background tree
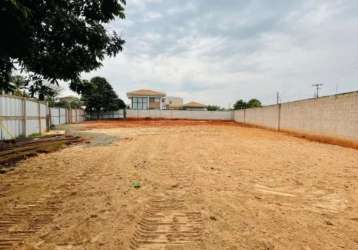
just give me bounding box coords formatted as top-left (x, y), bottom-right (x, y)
top-left (0, 74), bottom-right (27, 95)
top-left (51, 96), bottom-right (82, 109)
top-left (207, 105), bottom-right (224, 111)
top-left (0, 81), bottom-right (15, 94)
top-left (27, 79), bottom-right (62, 101)
top-left (233, 98), bottom-right (262, 109)
top-left (233, 99), bottom-right (247, 110)
top-left (247, 98), bottom-right (262, 108)
top-left (79, 77), bottom-right (125, 115)
top-left (0, 0), bottom-right (125, 91)
top-left (10, 75), bottom-right (28, 97)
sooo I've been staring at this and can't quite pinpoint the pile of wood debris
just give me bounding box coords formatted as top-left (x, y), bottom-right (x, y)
top-left (0, 134), bottom-right (85, 169)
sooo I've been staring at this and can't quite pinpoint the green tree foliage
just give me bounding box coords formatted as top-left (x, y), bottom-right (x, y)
top-left (0, 0), bottom-right (125, 89)
top-left (0, 74), bottom-right (26, 94)
top-left (233, 98), bottom-right (262, 110)
top-left (207, 105), bottom-right (224, 111)
top-left (79, 77), bottom-right (125, 113)
top-left (27, 83), bottom-right (55, 100)
top-left (233, 99), bottom-right (247, 110)
top-left (0, 81), bottom-right (15, 93)
top-left (51, 96), bottom-right (82, 109)
top-left (10, 75), bottom-right (28, 97)
top-left (247, 98), bottom-right (262, 108)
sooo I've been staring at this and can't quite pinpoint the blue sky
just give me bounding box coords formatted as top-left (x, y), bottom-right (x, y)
top-left (75, 0), bottom-right (358, 107)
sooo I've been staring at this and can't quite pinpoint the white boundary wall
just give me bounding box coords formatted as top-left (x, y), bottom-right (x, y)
top-left (234, 105), bottom-right (280, 130)
top-left (0, 95), bottom-right (84, 140)
top-left (4, 91), bottom-right (353, 140)
top-left (86, 110), bottom-right (125, 120)
top-left (126, 109), bottom-right (234, 120)
top-left (279, 92), bottom-right (358, 140)
top-left (234, 91), bottom-right (358, 140)
top-left (0, 95), bottom-right (47, 140)
top-left (50, 107), bottom-right (67, 125)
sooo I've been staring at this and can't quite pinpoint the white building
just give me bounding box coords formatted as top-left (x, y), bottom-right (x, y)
top-left (127, 89), bottom-right (166, 110)
top-left (163, 96), bottom-right (183, 110)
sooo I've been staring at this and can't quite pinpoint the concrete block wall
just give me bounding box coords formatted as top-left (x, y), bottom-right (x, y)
top-left (244, 105), bottom-right (280, 130)
top-left (234, 110), bottom-right (245, 122)
top-left (280, 92), bottom-right (358, 140)
top-left (127, 109), bottom-right (233, 120)
top-left (127, 110), bottom-right (172, 119)
top-left (234, 91), bottom-right (358, 140)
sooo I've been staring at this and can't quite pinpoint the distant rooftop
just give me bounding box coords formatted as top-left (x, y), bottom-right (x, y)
top-left (183, 101), bottom-right (206, 108)
top-left (127, 89), bottom-right (166, 97)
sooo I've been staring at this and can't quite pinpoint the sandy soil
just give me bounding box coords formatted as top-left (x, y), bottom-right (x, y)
top-left (0, 120), bottom-right (357, 250)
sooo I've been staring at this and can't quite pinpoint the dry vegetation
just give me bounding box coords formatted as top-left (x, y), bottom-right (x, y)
top-left (0, 120), bottom-right (357, 250)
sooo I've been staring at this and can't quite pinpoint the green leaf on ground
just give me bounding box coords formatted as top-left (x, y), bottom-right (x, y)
top-left (132, 181), bottom-right (141, 189)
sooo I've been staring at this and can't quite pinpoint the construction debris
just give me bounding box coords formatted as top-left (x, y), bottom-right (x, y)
top-left (0, 134), bottom-right (85, 168)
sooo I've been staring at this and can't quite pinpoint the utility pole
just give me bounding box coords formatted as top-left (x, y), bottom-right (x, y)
top-left (276, 92), bottom-right (280, 104)
top-left (312, 84), bottom-right (323, 98)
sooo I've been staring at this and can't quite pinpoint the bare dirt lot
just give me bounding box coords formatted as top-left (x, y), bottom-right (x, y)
top-left (0, 120), bottom-right (358, 250)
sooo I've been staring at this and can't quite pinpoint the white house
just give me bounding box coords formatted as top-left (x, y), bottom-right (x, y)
top-left (127, 89), bottom-right (166, 110)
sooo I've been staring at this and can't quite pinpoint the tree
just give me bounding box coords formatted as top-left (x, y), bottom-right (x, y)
top-left (51, 96), bottom-right (82, 109)
top-left (80, 77), bottom-right (125, 114)
top-left (247, 99), bottom-right (262, 108)
top-left (0, 81), bottom-right (15, 94)
top-left (26, 78), bottom-right (63, 101)
top-left (233, 98), bottom-right (262, 110)
top-left (0, 0), bottom-right (125, 89)
top-left (0, 74), bottom-right (27, 96)
top-left (207, 105), bottom-right (223, 111)
top-left (233, 99), bottom-right (247, 110)
top-left (10, 75), bottom-right (28, 97)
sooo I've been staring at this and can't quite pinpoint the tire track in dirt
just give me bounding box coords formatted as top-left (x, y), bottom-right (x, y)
top-left (130, 131), bottom-right (203, 249)
top-left (129, 194), bottom-right (203, 250)
top-left (0, 150), bottom-right (112, 250)
top-left (0, 173), bottom-right (87, 249)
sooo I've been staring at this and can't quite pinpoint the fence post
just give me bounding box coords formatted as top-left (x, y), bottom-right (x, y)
top-left (48, 104), bottom-right (51, 131)
top-left (243, 109), bottom-right (246, 123)
top-left (22, 98), bottom-right (27, 137)
top-left (277, 104), bottom-right (282, 131)
top-left (58, 107), bottom-right (61, 125)
top-left (69, 108), bottom-right (72, 123)
top-left (38, 101), bottom-right (42, 134)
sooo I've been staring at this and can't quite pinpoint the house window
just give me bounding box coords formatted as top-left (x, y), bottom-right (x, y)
top-left (132, 97), bottom-right (149, 110)
top-left (150, 97), bottom-right (160, 102)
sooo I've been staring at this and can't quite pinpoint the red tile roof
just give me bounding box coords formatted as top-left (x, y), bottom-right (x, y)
top-left (127, 89), bottom-right (166, 97)
top-left (183, 101), bottom-right (207, 108)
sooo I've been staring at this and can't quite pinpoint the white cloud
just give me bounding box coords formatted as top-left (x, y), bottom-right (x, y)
top-left (79, 0), bottom-right (358, 107)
